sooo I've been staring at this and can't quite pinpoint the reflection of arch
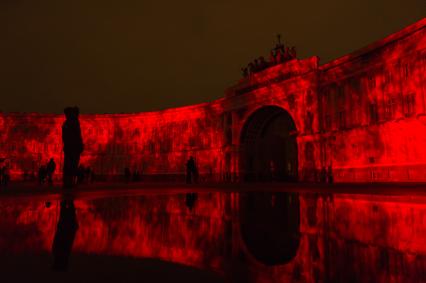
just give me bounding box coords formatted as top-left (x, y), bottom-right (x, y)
top-left (240, 106), bottom-right (298, 182)
top-left (239, 192), bottom-right (300, 266)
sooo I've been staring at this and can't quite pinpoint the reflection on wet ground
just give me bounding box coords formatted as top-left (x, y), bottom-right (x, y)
top-left (1, 188), bottom-right (426, 283)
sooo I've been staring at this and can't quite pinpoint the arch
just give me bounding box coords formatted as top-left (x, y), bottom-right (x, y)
top-left (239, 106), bottom-right (298, 182)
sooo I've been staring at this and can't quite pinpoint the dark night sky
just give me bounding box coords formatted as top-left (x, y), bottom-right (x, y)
top-left (0, 1), bottom-right (424, 114)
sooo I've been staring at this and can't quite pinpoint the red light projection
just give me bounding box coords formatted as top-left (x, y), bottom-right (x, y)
top-left (0, 103), bottom-right (228, 182)
top-left (0, 191), bottom-right (425, 282)
top-left (0, 18), bottom-right (425, 183)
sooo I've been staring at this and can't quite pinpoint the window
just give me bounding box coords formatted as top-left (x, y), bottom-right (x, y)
top-left (225, 128), bottom-right (232, 145)
top-left (189, 137), bottom-right (196, 147)
top-left (133, 128), bottom-right (140, 137)
top-left (325, 115), bottom-right (332, 130)
top-left (369, 103), bottom-right (379, 123)
top-left (305, 112), bottom-right (314, 132)
top-left (403, 93), bottom-right (416, 117)
top-left (403, 64), bottom-right (411, 79)
top-left (385, 97), bottom-right (397, 120)
top-left (368, 75), bottom-right (376, 89)
top-left (384, 72), bottom-right (392, 85)
top-left (338, 111), bottom-right (346, 129)
top-left (149, 142), bottom-right (155, 153)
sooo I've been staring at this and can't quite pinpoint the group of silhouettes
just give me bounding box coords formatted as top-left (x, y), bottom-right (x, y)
top-left (241, 35), bottom-right (297, 77)
top-left (124, 167), bottom-right (141, 182)
top-left (38, 158), bottom-right (56, 185)
top-left (5, 100), bottom-right (200, 188)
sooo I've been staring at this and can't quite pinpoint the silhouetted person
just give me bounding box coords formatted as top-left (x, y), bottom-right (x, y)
top-left (241, 67), bottom-right (248, 78)
top-left (3, 166), bottom-right (9, 186)
top-left (279, 44), bottom-right (285, 57)
top-left (124, 167), bottom-right (131, 182)
top-left (132, 170), bottom-right (140, 182)
top-left (253, 59), bottom-right (260, 72)
top-left (23, 170), bottom-right (29, 181)
top-left (314, 168), bottom-right (319, 183)
top-left (85, 167), bottom-right (92, 183)
top-left (248, 62), bottom-right (254, 75)
top-left (46, 158), bottom-right (56, 185)
top-left (276, 49), bottom-right (283, 63)
top-left (90, 170), bottom-right (95, 183)
top-left (269, 50), bottom-right (276, 65)
top-left (185, 193), bottom-right (198, 211)
top-left (259, 56), bottom-right (267, 70)
top-left (320, 167), bottom-right (327, 183)
top-left (289, 46), bottom-right (297, 59)
top-left (186, 156), bottom-right (197, 184)
top-left (62, 107), bottom-right (84, 189)
top-left (0, 165), bottom-right (9, 186)
top-left (38, 165), bottom-right (47, 184)
top-left (327, 165), bottom-right (334, 184)
top-left (52, 200), bottom-right (79, 271)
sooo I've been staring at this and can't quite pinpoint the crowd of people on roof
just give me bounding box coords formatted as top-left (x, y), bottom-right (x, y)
top-left (241, 35), bottom-right (297, 77)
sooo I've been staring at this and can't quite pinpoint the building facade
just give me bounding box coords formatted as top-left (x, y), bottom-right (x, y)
top-left (1, 18), bottom-right (425, 182)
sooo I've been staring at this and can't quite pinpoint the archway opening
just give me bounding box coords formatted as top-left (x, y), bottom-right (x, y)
top-left (240, 106), bottom-right (298, 182)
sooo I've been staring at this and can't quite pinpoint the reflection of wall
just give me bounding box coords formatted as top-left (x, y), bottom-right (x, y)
top-left (232, 193), bottom-right (426, 283)
top-left (0, 192), bottom-right (425, 282)
top-left (0, 193), bottom-right (230, 272)
top-left (1, 19), bottom-right (425, 182)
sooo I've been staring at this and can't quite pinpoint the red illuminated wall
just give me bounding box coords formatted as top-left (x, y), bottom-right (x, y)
top-left (0, 102), bottom-right (228, 181)
top-left (316, 19), bottom-right (426, 182)
top-left (1, 18), bottom-right (425, 182)
top-left (227, 18), bottom-right (426, 182)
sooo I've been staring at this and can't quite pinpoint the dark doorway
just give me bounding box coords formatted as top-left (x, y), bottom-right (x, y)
top-left (240, 106), bottom-right (298, 182)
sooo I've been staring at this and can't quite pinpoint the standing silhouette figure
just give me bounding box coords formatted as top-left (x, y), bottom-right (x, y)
top-left (46, 158), bottom-right (56, 185)
top-left (186, 156), bottom-right (197, 184)
top-left (62, 107), bottom-right (84, 189)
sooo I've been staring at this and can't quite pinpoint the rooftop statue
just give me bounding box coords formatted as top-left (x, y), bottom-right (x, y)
top-left (242, 34), bottom-right (297, 78)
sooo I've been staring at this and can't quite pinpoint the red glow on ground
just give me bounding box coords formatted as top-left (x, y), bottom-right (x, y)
top-left (0, 190), bottom-right (425, 282)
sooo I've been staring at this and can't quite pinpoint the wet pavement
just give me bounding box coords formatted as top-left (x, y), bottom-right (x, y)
top-left (1, 184), bottom-right (426, 282)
